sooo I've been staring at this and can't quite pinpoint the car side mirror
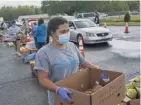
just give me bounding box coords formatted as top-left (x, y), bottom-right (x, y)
top-left (70, 26), bottom-right (76, 29)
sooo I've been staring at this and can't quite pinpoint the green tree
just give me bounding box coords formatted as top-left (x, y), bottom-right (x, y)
top-left (127, 1), bottom-right (139, 11)
top-left (0, 5), bottom-right (42, 21)
top-left (124, 12), bottom-right (131, 23)
top-left (41, 1), bottom-right (135, 15)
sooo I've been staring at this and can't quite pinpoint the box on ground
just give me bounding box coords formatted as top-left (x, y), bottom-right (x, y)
top-left (20, 47), bottom-right (37, 57)
top-left (20, 47), bottom-right (30, 57)
top-left (55, 68), bottom-right (125, 105)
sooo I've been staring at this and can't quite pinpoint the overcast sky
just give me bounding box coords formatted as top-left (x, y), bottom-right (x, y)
top-left (0, 0), bottom-right (41, 7)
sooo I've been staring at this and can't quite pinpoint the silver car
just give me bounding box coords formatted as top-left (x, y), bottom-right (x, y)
top-left (69, 19), bottom-right (113, 44)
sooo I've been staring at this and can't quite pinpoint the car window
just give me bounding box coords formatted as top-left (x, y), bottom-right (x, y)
top-left (83, 13), bottom-right (95, 18)
top-left (69, 21), bottom-right (75, 28)
top-left (74, 20), bottom-right (97, 28)
top-left (77, 14), bottom-right (82, 18)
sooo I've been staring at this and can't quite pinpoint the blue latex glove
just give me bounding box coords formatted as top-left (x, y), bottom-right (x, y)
top-left (24, 52), bottom-right (36, 63)
top-left (100, 73), bottom-right (110, 82)
top-left (56, 87), bottom-right (72, 102)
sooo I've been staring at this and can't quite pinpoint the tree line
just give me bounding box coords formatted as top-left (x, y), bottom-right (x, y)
top-left (0, 5), bottom-right (42, 21)
top-left (41, 1), bottom-right (139, 15)
top-left (0, 1), bottom-right (139, 21)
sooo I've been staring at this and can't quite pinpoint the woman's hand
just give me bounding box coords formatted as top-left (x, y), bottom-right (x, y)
top-left (56, 87), bottom-right (73, 104)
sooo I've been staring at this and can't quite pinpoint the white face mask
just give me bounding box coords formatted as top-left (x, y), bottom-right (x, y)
top-left (57, 32), bottom-right (70, 44)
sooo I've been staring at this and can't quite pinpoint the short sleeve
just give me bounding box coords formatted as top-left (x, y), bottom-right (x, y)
top-left (34, 49), bottom-right (50, 74)
top-left (71, 43), bottom-right (86, 65)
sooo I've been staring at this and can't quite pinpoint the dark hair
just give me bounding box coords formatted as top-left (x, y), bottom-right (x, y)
top-left (38, 18), bottom-right (44, 26)
top-left (33, 22), bottom-right (37, 25)
top-left (47, 17), bottom-right (68, 36)
top-left (12, 20), bottom-right (16, 24)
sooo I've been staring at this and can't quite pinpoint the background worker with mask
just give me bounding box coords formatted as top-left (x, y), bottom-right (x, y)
top-left (34, 17), bottom-right (98, 105)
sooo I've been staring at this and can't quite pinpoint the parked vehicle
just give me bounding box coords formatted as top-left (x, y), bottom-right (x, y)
top-left (68, 19), bottom-right (113, 44)
top-left (131, 11), bottom-right (139, 15)
top-left (75, 13), bottom-right (96, 22)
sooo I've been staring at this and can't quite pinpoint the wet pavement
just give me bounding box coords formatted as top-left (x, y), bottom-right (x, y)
top-left (0, 26), bottom-right (140, 105)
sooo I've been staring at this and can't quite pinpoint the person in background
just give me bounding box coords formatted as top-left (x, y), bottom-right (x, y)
top-left (0, 21), bottom-right (7, 30)
top-left (94, 12), bottom-right (100, 26)
top-left (0, 21), bottom-right (7, 43)
top-left (31, 22), bottom-right (38, 48)
top-left (36, 18), bottom-right (47, 49)
top-left (7, 20), bottom-right (21, 56)
top-left (34, 17), bottom-right (98, 105)
top-left (21, 19), bottom-right (29, 35)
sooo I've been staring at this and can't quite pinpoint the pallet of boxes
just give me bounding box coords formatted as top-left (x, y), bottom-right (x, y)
top-left (55, 68), bottom-right (126, 105)
top-left (19, 35), bottom-right (37, 58)
top-left (120, 76), bottom-right (140, 105)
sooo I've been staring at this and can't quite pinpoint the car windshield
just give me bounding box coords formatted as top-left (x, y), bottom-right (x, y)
top-left (74, 20), bottom-right (97, 28)
top-left (83, 13), bottom-right (95, 18)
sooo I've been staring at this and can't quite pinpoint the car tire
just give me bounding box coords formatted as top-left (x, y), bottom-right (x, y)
top-left (77, 34), bottom-right (84, 46)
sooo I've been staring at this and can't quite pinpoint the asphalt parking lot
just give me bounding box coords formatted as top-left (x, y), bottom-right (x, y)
top-left (0, 26), bottom-right (140, 105)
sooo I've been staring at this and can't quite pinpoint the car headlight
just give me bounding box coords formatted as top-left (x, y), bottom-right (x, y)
top-left (86, 32), bottom-right (96, 37)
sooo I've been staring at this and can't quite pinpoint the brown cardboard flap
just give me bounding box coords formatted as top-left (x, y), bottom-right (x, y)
top-left (55, 88), bottom-right (90, 105)
top-left (91, 73), bottom-right (125, 105)
top-left (129, 99), bottom-right (140, 105)
top-left (123, 96), bottom-right (131, 103)
top-left (55, 68), bottom-right (91, 92)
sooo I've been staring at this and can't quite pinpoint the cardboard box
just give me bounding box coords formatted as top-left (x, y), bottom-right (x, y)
top-left (119, 103), bottom-right (127, 105)
top-left (129, 99), bottom-right (140, 105)
top-left (120, 96), bottom-right (131, 105)
top-left (20, 47), bottom-right (30, 57)
top-left (28, 48), bottom-right (38, 54)
top-left (20, 47), bottom-right (37, 57)
top-left (55, 68), bottom-right (125, 105)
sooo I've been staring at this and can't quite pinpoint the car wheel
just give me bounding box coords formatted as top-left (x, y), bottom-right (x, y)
top-left (77, 34), bottom-right (84, 46)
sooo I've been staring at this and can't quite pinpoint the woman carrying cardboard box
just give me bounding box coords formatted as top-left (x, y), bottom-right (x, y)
top-left (34, 17), bottom-right (98, 105)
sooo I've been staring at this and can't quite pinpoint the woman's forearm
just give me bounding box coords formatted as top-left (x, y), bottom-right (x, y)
top-left (81, 60), bottom-right (99, 69)
top-left (38, 78), bottom-right (59, 93)
top-left (37, 71), bottom-right (59, 93)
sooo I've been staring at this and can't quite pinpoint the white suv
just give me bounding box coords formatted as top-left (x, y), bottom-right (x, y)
top-left (75, 13), bottom-right (95, 22)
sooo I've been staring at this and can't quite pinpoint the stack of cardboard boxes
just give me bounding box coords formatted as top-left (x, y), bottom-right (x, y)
top-left (20, 47), bottom-right (37, 57)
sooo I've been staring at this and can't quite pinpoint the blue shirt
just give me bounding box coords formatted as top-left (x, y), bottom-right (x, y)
top-left (36, 24), bottom-right (47, 42)
top-left (31, 25), bottom-right (38, 37)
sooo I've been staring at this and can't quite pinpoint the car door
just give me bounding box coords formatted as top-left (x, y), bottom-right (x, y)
top-left (69, 21), bottom-right (77, 42)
